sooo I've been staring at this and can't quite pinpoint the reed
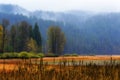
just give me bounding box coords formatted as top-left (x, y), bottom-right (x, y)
top-left (0, 58), bottom-right (119, 80)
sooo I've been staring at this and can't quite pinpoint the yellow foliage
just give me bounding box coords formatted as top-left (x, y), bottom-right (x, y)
top-left (0, 25), bottom-right (3, 34)
top-left (27, 38), bottom-right (37, 52)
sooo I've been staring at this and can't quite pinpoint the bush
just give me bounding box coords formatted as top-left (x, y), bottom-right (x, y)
top-left (37, 53), bottom-right (44, 58)
top-left (26, 52), bottom-right (45, 58)
top-left (0, 52), bottom-right (45, 59)
top-left (18, 52), bottom-right (44, 58)
top-left (18, 52), bottom-right (31, 59)
top-left (63, 53), bottom-right (79, 57)
top-left (71, 53), bottom-right (79, 56)
top-left (0, 53), bottom-right (19, 59)
top-left (0, 54), bottom-right (2, 58)
top-left (45, 53), bottom-right (59, 57)
top-left (10, 53), bottom-right (19, 58)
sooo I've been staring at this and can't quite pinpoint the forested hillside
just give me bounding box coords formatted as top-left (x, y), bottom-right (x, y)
top-left (0, 4), bottom-right (120, 54)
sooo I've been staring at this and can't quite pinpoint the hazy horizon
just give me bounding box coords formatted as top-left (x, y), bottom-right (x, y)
top-left (0, 0), bottom-right (120, 13)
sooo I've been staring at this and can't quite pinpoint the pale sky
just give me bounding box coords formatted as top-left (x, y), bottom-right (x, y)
top-left (0, 0), bottom-right (120, 12)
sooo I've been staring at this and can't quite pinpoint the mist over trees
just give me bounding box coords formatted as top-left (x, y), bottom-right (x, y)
top-left (0, 19), bottom-right (66, 55)
top-left (1, 7), bottom-right (120, 54)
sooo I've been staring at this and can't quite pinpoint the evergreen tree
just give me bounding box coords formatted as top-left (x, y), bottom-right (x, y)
top-left (29, 25), bottom-right (33, 38)
top-left (33, 23), bottom-right (42, 52)
top-left (10, 25), bottom-right (17, 52)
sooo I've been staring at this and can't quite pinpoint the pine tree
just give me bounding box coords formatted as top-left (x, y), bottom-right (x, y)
top-left (29, 25), bottom-right (34, 38)
top-left (33, 23), bottom-right (42, 52)
top-left (10, 25), bottom-right (17, 52)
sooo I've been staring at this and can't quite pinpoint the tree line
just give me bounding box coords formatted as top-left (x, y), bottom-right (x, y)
top-left (0, 19), bottom-right (66, 55)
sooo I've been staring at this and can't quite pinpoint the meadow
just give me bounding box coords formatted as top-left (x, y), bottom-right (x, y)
top-left (0, 56), bottom-right (120, 80)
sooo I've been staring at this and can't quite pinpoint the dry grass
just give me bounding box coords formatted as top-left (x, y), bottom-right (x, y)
top-left (0, 55), bottom-right (119, 70)
top-left (0, 56), bottom-right (120, 80)
top-left (0, 64), bottom-right (17, 71)
top-left (41, 55), bottom-right (120, 62)
top-left (0, 55), bottom-right (119, 63)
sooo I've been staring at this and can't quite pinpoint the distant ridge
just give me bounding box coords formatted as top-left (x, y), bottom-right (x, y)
top-left (0, 4), bottom-right (120, 54)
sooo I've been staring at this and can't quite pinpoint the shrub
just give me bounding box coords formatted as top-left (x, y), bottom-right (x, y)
top-left (0, 52), bottom-right (45, 59)
top-left (0, 54), bottom-right (2, 58)
top-left (45, 53), bottom-right (59, 57)
top-left (63, 53), bottom-right (79, 57)
top-left (0, 53), bottom-right (19, 59)
top-left (71, 53), bottom-right (79, 56)
top-left (18, 52), bottom-right (44, 58)
top-left (37, 53), bottom-right (44, 58)
top-left (10, 53), bottom-right (19, 58)
top-left (18, 52), bottom-right (31, 59)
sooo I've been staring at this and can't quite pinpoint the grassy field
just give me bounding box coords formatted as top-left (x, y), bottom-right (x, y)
top-left (0, 56), bottom-right (120, 80)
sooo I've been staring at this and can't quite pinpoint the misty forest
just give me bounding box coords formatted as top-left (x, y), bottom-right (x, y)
top-left (0, 3), bottom-right (120, 80)
top-left (0, 19), bottom-right (66, 56)
top-left (0, 4), bottom-right (120, 55)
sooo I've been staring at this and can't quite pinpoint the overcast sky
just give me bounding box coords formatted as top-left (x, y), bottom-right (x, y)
top-left (0, 0), bottom-right (120, 12)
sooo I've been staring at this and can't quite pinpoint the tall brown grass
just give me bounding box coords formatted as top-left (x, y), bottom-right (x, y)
top-left (0, 58), bottom-right (120, 80)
